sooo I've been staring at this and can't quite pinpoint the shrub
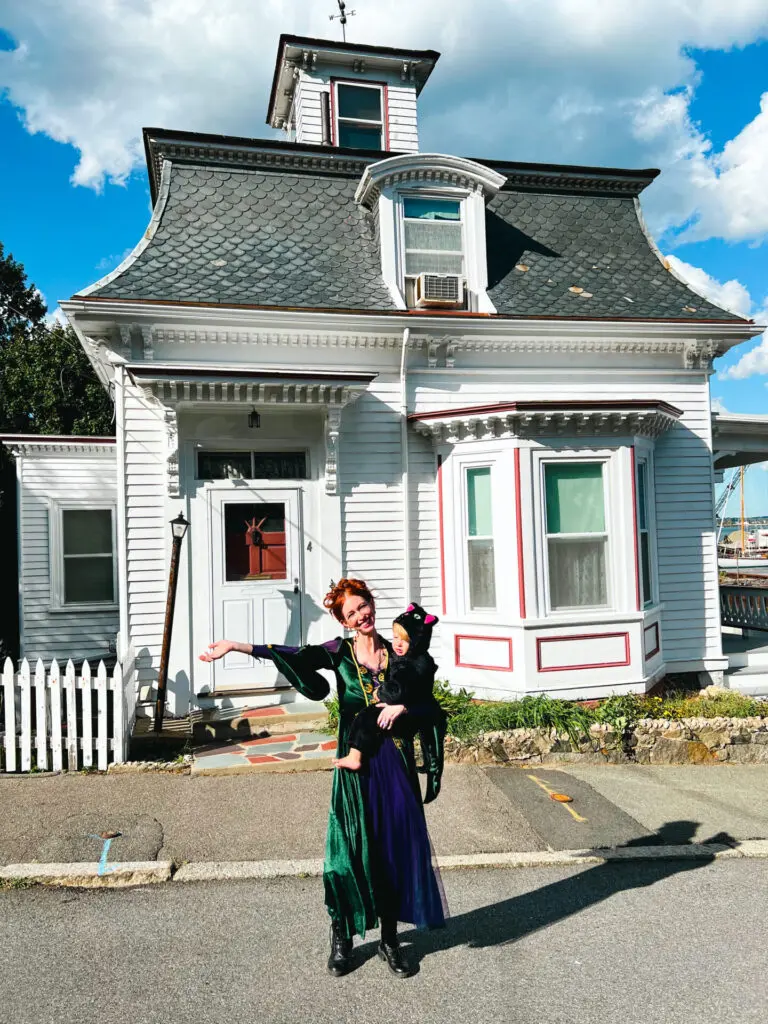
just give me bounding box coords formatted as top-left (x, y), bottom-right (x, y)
top-left (432, 678), bottom-right (476, 718)
top-left (448, 694), bottom-right (592, 745)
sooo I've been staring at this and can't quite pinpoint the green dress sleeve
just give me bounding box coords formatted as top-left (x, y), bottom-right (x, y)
top-left (251, 641), bottom-right (342, 702)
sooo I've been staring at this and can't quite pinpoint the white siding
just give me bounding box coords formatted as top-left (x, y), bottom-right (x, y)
top-left (122, 384), bottom-right (168, 687)
top-left (410, 368), bottom-right (720, 669)
top-left (386, 84), bottom-right (419, 152)
top-left (17, 449), bottom-right (118, 663)
top-left (339, 377), bottom-right (405, 622)
top-left (295, 69), bottom-right (419, 152)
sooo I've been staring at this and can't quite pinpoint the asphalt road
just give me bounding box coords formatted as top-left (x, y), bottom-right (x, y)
top-left (2, 861), bottom-right (766, 1024)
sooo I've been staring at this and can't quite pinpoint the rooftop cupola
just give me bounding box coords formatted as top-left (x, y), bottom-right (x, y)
top-left (267, 33), bottom-right (440, 153)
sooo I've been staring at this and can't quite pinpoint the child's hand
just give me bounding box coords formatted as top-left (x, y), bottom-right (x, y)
top-left (377, 704), bottom-right (406, 729)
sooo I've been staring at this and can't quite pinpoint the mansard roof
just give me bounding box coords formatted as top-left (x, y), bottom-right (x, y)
top-left (76, 130), bottom-right (748, 324)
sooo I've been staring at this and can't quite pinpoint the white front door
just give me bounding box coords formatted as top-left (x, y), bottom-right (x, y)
top-left (208, 487), bottom-right (303, 689)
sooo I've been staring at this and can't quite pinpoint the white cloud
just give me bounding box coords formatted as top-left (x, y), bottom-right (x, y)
top-left (721, 300), bottom-right (768, 378)
top-left (711, 396), bottom-right (730, 414)
top-left (0, 0), bottom-right (767, 246)
top-left (664, 257), bottom-right (768, 380)
top-left (664, 255), bottom-right (752, 317)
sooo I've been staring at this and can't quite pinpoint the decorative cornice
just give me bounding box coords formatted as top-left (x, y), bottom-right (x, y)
top-left (410, 400), bottom-right (683, 444)
top-left (138, 378), bottom-right (369, 408)
top-left (0, 436), bottom-right (116, 457)
top-left (355, 153), bottom-right (507, 208)
top-left (492, 168), bottom-right (654, 197)
top-left (163, 407), bottom-right (180, 498)
top-left (147, 140), bottom-right (369, 192)
top-left (145, 327), bottom-right (405, 351)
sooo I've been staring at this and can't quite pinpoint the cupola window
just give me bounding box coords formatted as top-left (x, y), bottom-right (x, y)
top-left (334, 81), bottom-right (385, 150)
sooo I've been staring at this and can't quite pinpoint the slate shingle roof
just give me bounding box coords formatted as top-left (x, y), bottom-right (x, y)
top-left (83, 135), bottom-right (746, 323)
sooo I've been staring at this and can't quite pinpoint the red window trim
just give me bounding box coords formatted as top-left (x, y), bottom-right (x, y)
top-left (330, 77), bottom-right (389, 150)
top-left (536, 632), bottom-right (631, 673)
top-left (455, 634), bottom-right (514, 672)
top-left (630, 446), bottom-right (641, 611)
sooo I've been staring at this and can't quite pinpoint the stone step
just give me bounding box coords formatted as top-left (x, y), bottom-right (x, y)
top-left (725, 666), bottom-right (768, 697)
top-left (191, 731), bottom-right (337, 776)
top-left (192, 707), bottom-right (329, 743)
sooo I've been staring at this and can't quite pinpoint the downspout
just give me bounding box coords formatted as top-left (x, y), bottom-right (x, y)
top-left (400, 327), bottom-right (411, 604)
top-left (114, 364), bottom-right (130, 664)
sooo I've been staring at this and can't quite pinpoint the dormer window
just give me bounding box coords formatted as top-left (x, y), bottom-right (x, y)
top-left (402, 196), bottom-right (465, 308)
top-left (333, 81), bottom-right (386, 150)
top-left (355, 153), bottom-right (507, 313)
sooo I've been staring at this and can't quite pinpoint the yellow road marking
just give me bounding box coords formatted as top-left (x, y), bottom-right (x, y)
top-left (527, 774), bottom-right (588, 822)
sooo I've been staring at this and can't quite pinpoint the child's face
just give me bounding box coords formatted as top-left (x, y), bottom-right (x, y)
top-left (392, 622), bottom-right (411, 657)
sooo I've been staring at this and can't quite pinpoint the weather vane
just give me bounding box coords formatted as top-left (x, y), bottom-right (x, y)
top-left (329, 0), bottom-right (356, 42)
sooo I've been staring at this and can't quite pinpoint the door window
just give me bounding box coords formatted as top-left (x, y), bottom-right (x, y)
top-left (223, 502), bottom-right (287, 582)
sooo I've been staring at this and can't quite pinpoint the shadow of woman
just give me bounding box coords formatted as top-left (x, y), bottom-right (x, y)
top-left (356, 821), bottom-right (735, 973)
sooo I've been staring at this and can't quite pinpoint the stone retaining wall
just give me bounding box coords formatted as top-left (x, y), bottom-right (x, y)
top-left (445, 717), bottom-right (768, 766)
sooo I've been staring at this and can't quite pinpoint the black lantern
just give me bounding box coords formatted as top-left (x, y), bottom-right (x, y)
top-left (248, 407), bottom-right (261, 429)
top-left (170, 511), bottom-right (190, 540)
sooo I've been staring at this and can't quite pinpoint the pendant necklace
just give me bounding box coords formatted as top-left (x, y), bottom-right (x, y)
top-left (354, 633), bottom-right (382, 673)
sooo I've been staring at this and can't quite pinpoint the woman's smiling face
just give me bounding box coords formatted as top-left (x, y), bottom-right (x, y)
top-left (341, 593), bottom-right (376, 634)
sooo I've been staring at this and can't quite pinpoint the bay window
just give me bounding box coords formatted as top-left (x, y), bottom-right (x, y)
top-left (544, 462), bottom-right (608, 610)
top-left (636, 457), bottom-right (654, 606)
top-left (466, 466), bottom-right (496, 610)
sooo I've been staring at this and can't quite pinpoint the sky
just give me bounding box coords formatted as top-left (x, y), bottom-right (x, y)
top-left (0, 1), bottom-right (767, 513)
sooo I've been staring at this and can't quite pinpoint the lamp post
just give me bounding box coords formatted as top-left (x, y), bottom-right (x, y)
top-left (154, 511), bottom-right (190, 733)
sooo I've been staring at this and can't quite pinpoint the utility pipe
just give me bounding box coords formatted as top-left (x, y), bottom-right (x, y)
top-left (400, 328), bottom-right (411, 604)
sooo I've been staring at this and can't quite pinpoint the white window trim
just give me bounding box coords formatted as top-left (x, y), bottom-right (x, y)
top-left (532, 446), bottom-right (632, 619)
top-left (443, 444), bottom-right (515, 621)
top-left (332, 80), bottom-right (385, 150)
top-left (49, 500), bottom-right (118, 613)
top-left (379, 184), bottom-right (496, 313)
top-left (464, 464), bottom-right (496, 613)
top-left (635, 445), bottom-right (659, 609)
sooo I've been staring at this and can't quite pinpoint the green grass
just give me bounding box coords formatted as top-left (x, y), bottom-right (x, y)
top-left (324, 683), bottom-right (767, 745)
top-left (447, 695), bottom-right (593, 745)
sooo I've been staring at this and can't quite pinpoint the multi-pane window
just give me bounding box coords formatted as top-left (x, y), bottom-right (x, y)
top-left (335, 83), bottom-right (384, 150)
top-left (197, 451), bottom-right (307, 480)
top-left (466, 467), bottom-right (496, 610)
top-left (403, 197), bottom-right (464, 277)
top-left (60, 508), bottom-right (115, 605)
top-left (636, 459), bottom-right (653, 606)
top-left (544, 463), bottom-right (608, 610)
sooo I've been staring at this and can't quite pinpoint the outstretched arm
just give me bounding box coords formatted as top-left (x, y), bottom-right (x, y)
top-left (199, 637), bottom-right (341, 702)
top-left (199, 639), bottom-right (251, 662)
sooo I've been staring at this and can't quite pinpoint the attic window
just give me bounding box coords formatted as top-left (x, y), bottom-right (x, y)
top-left (334, 81), bottom-right (385, 150)
top-left (403, 197), bottom-right (464, 276)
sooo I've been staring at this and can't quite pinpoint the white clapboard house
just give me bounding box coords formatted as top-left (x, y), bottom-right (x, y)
top-left (3, 33), bottom-right (764, 721)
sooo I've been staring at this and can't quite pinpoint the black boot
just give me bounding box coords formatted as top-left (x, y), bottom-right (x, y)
top-left (327, 922), bottom-right (353, 977)
top-left (378, 918), bottom-right (413, 978)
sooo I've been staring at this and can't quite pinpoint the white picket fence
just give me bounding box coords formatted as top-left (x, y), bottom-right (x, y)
top-left (1, 658), bottom-right (126, 773)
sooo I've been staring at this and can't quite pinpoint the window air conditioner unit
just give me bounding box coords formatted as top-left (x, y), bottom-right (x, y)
top-left (415, 273), bottom-right (464, 308)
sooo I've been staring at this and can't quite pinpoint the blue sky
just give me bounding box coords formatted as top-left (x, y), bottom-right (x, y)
top-left (0, 3), bottom-right (767, 513)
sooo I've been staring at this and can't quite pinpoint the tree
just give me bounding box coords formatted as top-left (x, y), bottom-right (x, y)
top-left (0, 243), bottom-right (114, 660)
top-left (0, 243), bottom-right (113, 436)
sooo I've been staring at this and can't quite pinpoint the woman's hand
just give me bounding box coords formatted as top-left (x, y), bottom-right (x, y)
top-left (199, 639), bottom-right (248, 662)
top-left (376, 704), bottom-right (406, 730)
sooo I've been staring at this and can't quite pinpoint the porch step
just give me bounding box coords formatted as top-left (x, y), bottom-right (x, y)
top-left (191, 706), bottom-right (329, 743)
top-left (722, 633), bottom-right (768, 670)
top-left (724, 666), bottom-right (768, 698)
top-left (191, 731), bottom-right (337, 776)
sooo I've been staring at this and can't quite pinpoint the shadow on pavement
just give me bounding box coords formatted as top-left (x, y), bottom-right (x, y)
top-left (356, 821), bottom-right (736, 974)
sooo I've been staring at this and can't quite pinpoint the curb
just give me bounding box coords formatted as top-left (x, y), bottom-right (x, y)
top-left (0, 861), bottom-right (173, 888)
top-left (4, 841), bottom-right (768, 889)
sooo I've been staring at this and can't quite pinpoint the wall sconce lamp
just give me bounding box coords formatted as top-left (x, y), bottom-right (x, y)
top-left (248, 408), bottom-right (261, 429)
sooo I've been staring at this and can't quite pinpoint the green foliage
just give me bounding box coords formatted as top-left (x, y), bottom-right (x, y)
top-left (432, 678), bottom-right (475, 717)
top-left (448, 694), bottom-right (593, 745)
top-left (324, 693), bottom-right (340, 733)
top-left (0, 242), bottom-right (113, 437)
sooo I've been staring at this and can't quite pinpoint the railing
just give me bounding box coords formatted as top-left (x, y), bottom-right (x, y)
top-left (1, 658), bottom-right (126, 773)
top-left (720, 584), bottom-right (768, 632)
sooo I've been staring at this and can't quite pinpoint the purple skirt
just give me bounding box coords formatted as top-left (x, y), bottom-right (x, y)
top-left (359, 736), bottom-right (447, 930)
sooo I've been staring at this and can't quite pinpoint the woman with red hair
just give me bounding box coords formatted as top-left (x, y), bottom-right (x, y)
top-left (200, 578), bottom-right (446, 978)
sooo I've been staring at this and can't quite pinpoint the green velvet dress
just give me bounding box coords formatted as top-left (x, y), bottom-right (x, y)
top-left (256, 637), bottom-right (446, 940)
